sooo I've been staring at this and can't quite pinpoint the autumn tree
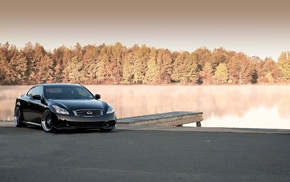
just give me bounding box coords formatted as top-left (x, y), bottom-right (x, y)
top-left (62, 43), bottom-right (84, 83)
top-left (212, 47), bottom-right (233, 67)
top-left (156, 49), bottom-right (173, 84)
top-left (144, 48), bottom-right (158, 84)
top-left (22, 42), bottom-right (35, 84)
top-left (256, 57), bottom-right (279, 84)
top-left (185, 53), bottom-right (199, 84)
top-left (131, 45), bottom-right (149, 84)
top-left (192, 47), bottom-right (212, 84)
top-left (32, 43), bottom-right (54, 83)
top-left (110, 42), bottom-right (125, 83)
top-left (214, 63), bottom-right (229, 84)
top-left (3, 48), bottom-right (19, 84)
top-left (122, 46), bottom-right (136, 84)
top-left (199, 62), bottom-right (213, 85)
top-left (227, 52), bottom-right (255, 84)
top-left (51, 46), bottom-right (69, 83)
top-left (277, 52), bottom-right (290, 82)
top-left (95, 56), bottom-right (107, 84)
top-left (96, 45), bottom-right (110, 84)
top-left (67, 57), bottom-right (84, 83)
top-left (171, 51), bottom-right (198, 84)
top-left (82, 45), bottom-right (101, 84)
top-left (9, 51), bottom-right (28, 84)
top-left (0, 43), bottom-right (10, 84)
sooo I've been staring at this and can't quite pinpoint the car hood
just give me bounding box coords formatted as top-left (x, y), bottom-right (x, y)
top-left (51, 99), bottom-right (107, 111)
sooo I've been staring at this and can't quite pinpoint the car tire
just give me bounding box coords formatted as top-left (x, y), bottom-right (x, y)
top-left (41, 110), bottom-right (55, 132)
top-left (14, 106), bottom-right (25, 127)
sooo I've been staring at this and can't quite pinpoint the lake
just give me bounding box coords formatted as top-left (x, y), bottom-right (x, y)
top-left (1, 85), bottom-right (290, 129)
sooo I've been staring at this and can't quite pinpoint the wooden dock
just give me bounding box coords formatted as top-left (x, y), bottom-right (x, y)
top-left (117, 111), bottom-right (203, 127)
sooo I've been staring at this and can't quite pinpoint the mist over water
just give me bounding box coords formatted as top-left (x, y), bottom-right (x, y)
top-left (1, 85), bottom-right (290, 129)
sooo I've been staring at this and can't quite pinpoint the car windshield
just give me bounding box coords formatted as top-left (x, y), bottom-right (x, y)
top-left (44, 86), bottom-right (95, 100)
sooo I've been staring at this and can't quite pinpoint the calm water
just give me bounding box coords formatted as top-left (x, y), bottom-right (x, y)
top-left (1, 85), bottom-right (290, 129)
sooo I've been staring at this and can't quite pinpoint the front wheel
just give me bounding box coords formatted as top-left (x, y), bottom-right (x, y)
top-left (14, 106), bottom-right (25, 127)
top-left (41, 110), bottom-right (55, 132)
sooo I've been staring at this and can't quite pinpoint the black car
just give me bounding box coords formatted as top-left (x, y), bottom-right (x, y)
top-left (14, 83), bottom-right (117, 132)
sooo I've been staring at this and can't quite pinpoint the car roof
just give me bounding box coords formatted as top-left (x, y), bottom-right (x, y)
top-left (36, 83), bottom-right (82, 87)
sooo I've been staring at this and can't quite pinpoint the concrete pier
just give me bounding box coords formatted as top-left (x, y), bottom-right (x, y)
top-left (117, 111), bottom-right (203, 127)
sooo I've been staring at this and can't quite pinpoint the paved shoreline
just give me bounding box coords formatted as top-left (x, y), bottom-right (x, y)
top-left (1, 120), bottom-right (290, 134)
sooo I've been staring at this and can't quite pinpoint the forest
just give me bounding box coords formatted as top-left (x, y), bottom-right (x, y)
top-left (0, 42), bottom-right (290, 85)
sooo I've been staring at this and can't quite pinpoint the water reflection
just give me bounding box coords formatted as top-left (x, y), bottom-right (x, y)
top-left (1, 85), bottom-right (290, 129)
top-left (84, 85), bottom-right (290, 129)
top-left (186, 105), bottom-right (290, 129)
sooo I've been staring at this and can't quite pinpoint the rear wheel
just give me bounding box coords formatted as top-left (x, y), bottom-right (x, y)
top-left (14, 106), bottom-right (25, 127)
top-left (41, 110), bottom-right (55, 132)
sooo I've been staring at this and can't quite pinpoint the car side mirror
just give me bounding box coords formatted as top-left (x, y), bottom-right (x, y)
top-left (95, 94), bottom-right (101, 100)
top-left (32, 95), bottom-right (41, 100)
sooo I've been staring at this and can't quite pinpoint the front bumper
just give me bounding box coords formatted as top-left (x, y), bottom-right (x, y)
top-left (52, 113), bottom-right (117, 130)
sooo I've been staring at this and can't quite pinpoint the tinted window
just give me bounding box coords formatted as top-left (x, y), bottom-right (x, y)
top-left (27, 87), bottom-right (35, 97)
top-left (33, 86), bottom-right (42, 96)
top-left (27, 86), bottom-right (42, 97)
top-left (75, 87), bottom-right (93, 98)
top-left (45, 86), bottom-right (94, 99)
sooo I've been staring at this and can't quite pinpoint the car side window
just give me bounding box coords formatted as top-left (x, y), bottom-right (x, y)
top-left (33, 86), bottom-right (42, 96)
top-left (27, 86), bottom-right (42, 98)
top-left (27, 87), bottom-right (35, 97)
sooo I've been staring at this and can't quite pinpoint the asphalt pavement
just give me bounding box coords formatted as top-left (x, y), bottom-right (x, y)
top-left (1, 124), bottom-right (290, 182)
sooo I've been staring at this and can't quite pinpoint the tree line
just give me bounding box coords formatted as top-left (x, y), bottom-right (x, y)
top-left (0, 42), bottom-right (290, 85)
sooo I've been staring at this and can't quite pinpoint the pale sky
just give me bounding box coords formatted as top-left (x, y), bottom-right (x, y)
top-left (1, 0), bottom-right (289, 60)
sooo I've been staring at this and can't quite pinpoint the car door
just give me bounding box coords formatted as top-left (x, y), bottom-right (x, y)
top-left (22, 87), bottom-right (35, 122)
top-left (23, 86), bottom-right (45, 124)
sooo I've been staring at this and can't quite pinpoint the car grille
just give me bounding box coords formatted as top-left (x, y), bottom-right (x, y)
top-left (73, 109), bottom-right (103, 117)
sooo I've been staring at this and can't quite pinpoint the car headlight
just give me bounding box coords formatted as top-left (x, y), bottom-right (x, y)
top-left (52, 105), bottom-right (69, 115)
top-left (106, 104), bottom-right (114, 114)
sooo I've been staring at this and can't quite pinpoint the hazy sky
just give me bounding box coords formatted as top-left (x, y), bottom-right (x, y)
top-left (1, 0), bottom-right (289, 60)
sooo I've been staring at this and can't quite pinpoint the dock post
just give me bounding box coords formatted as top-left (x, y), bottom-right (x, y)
top-left (196, 121), bottom-right (201, 127)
